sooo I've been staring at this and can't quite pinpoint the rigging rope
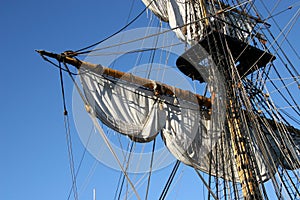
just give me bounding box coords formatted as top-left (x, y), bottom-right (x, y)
top-left (145, 138), bottom-right (156, 200)
top-left (74, 0), bottom-right (155, 54)
top-left (67, 126), bottom-right (94, 200)
top-left (37, 51), bottom-right (78, 75)
top-left (59, 64), bottom-right (79, 200)
top-left (255, 1), bottom-right (300, 80)
top-left (64, 115), bottom-right (79, 200)
top-left (114, 142), bottom-right (134, 200)
top-left (89, 112), bottom-right (141, 200)
top-left (61, 60), bottom-right (142, 199)
top-left (194, 169), bottom-right (219, 200)
top-left (159, 160), bottom-right (181, 200)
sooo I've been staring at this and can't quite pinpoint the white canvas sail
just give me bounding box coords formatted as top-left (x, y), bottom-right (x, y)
top-left (80, 66), bottom-right (167, 142)
top-left (78, 62), bottom-right (292, 182)
top-left (142, 0), bottom-right (256, 44)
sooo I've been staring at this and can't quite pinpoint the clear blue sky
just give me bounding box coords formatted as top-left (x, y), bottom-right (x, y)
top-left (0, 1), bottom-right (299, 200)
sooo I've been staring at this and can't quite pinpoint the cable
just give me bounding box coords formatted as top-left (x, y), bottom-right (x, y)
top-left (159, 160), bottom-right (181, 200)
top-left (66, 126), bottom-right (94, 200)
top-left (64, 115), bottom-right (79, 200)
top-left (89, 111), bottom-right (141, 200)
top-left (59, 65), bottom-right (79, 200)
top-left (114, 142), bottom-right (134, 200)
top-left (145, 138), bottom-right (156, 200)
top-left (74, 0), bottom-right (155, 54)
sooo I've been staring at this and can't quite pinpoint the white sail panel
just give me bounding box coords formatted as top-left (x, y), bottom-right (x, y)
top-left (78, 62), bottom-right (298, 183)
top-left (80, 66), bottom-right (166, 142)
top-left (161, 98), bottom-right (228, 177)
top-left (141, 0), bottom-right (168, 22)
top-left (161, 105), bottom-right (274, 182)
top-left (141, 0), bottom-right (256, 44)
top-left (142, 0), bottom-right (206, 44)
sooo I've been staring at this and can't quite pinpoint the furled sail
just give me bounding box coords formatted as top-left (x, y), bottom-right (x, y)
top-left (142, 0), bottom-right (257, 44)
top-left (37, 48), bottom-right (300, 186)
top-left (161, 52), bottom-right (275, 182)
top-left (78, 62), bottom-right (211, 143)
top-left (79, 62), bottom-right (291, 182)
top-left (80, 65), bottom-right (167, 143)
top-left (78, 59), bottom-right (298, 183)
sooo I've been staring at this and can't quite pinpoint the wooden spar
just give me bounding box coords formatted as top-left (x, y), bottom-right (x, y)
top-left (36, 50), bottom-right (212, 109)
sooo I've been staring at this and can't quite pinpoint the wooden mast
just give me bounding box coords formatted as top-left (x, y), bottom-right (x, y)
top-left (197, 1), bottom-right (263, 198)
top-left (227, 99), bottom-right (262, 199)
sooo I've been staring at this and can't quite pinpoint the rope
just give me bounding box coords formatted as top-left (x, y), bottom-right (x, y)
top-left (63, 62), bottom-right (141, 199)
top-left (67, 126), bottom-right (94, 200)
top-left (255, 1), bottom-right (300, 82)
top-left (265, 2), bottom-right (300, 60)
top-left (59, 64), bottom-right (68, 115)
top-left (74, 0), bottom-right (155, 54)
top-left (114, 142), bottom-right (134, 200)
top-left (62, 62), bottom-right (89, 107)
top-left (64, 115), bottom-right (79, 200)
top-left (263, 3), bottom-right (294, 20)
top-left (58, 64), bottom-right (79, 200)
top-left (89, 111), bottom-right (141, 200)
top-left (159, 160), bottom-right (181, 200)
top-left (72, 10), bottom-right (230, 56)
top-left (38, 52), bottom-right (78, 75)
top-left (145, 138), bottom-right (156, 200)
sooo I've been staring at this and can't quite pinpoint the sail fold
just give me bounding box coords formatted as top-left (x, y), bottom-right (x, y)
top-left (142, 0), bottom-right (256, 44)
top-left (160, 85), bottom-right (274, 182)
top-left (79, 62), bottom-right (299, 183)
top-left (80, 66), bottom-right (166, 142)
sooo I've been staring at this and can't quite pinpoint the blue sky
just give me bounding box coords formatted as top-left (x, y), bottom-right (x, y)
top-left (0, 1), bottom-right (148, 199)
top-left (1, 0), bottom-right (299, 200)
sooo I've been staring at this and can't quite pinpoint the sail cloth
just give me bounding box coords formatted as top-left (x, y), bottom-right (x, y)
top-left (142, 0), bottom-right (255, 44)
top-left (160, 51), bottom-right (274, 182)
top-left (79, 63), bottom-right (278, 182)
top-left (80, 66), bottom-right (167, 142)
top-left (142, 0), bottom-right (206, 44)
top-left (76, 0), bottom-right (299, 188)
top-left (162, 115), bottom-right (274, 182)
top-left (260, 119), bottom-right (300, 170)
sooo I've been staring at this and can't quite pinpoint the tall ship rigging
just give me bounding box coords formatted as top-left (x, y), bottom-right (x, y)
top-left (37, 0), bottom-right (299, 199)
